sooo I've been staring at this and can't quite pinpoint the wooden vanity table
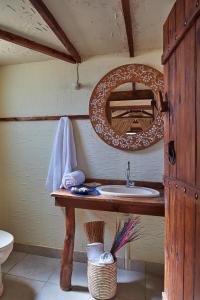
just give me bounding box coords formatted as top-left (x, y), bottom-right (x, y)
top-left (52, 179), bottom-right (164, 291)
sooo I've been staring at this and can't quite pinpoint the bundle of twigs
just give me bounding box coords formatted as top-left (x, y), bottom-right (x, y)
top-left (110, 217), bottom-right (141, 256)
top-left (84, 221), bottom-right (105, 244)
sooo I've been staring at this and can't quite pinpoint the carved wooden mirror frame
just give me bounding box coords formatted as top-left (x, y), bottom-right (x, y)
top-left (89, 64), bottom-right (164, 151)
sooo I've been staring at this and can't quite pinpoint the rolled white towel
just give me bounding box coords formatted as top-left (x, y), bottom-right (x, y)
top-left (98, 252), bottom-right (114, 265)
top-left (87, 243), bottom-right (104, 262)
top-left (61, 170), bottom-right (85, 189)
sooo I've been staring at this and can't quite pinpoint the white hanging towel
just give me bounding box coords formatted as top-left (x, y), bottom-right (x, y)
top-left (46, 117), bottom-right (77, 192)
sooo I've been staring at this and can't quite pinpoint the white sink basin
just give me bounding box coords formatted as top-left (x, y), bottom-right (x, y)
top-left (97, 185), bottom-right (160, 198)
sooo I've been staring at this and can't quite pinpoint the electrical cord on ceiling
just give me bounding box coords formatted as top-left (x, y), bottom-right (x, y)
top-left (72, 63), bottom-right (81, 90)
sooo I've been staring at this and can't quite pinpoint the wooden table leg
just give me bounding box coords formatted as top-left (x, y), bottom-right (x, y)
top-left (60, 207), bottom-right (75, 291)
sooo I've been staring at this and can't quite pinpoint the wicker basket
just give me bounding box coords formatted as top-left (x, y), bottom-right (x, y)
top-left (87, 260), bottom-right (117, 300)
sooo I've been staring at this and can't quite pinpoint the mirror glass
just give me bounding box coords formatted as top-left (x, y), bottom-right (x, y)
top-left (106, 82), bottom-right (158, 136)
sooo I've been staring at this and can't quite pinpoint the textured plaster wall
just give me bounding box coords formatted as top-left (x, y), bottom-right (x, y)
top-left (0, 51), bottom-right (164, 263)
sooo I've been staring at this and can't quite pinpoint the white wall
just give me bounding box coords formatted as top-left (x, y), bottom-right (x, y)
top-left (0, 51), bottom-right (164, 263)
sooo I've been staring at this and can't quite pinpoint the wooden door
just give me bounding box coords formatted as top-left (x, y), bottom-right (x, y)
top-left (163, 1), bottom-right (200, 299)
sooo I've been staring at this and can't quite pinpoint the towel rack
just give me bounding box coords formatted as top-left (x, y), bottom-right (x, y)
top-left (0, 115), bottom-right (89, 122)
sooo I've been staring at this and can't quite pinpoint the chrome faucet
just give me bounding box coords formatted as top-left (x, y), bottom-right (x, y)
top-left (126, 161), bottom-right (134, 187)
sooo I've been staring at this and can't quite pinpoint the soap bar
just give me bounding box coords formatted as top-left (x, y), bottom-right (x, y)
top-left (71, 186), bottom-right (88, 193)
top-left (70, 186), bottom-right (90, 195)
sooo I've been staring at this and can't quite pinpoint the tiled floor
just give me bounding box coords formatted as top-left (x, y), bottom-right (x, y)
top-left (1, 251), bottom-right (163, 300)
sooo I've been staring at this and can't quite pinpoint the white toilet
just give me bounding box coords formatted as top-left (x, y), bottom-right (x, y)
top-left (0, 230), bottom-right (14, 296)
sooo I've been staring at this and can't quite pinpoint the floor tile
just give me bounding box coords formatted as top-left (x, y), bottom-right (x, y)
top-left (1, 274), bottom-right (45, 300)
top-left (2, 252), bottom-right (27, 273)
top-left (1, 254), bottom-right (164, 300)
top-left (146, 262), bottom-right (164, 277)
top-left (8, 254), bottom-right (60, 281)
top-left (36, 282), bottom-right (90, 300)
top-left (117, 269), bottom-right (146, 300)
top-left (72, 262), bottom-right (88, 287)
top-left (145, 274), bottom-right (164, 300)
top-left (48, 262), bottom-right (88, 287)
top-left (49, 263), bottom-right (146, 300)
top-left (130, 260), bottom-right (146, 273)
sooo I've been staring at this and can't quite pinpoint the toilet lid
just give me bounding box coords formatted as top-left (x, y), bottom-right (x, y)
top-left (0, 230), bottom-right (14, 248)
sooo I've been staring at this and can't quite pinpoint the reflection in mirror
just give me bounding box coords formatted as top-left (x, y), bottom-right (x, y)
top-left (106, 82), bottom-right (158, 136)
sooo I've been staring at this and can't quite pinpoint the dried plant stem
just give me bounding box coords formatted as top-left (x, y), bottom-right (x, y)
top-left (111, 218), bottom-right (141, 256)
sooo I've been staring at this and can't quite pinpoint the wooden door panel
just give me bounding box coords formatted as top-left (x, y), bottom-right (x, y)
top-left (164, 64), bottom-right (170, 177)
top-left (184, 194), bottom-right (195, 300)
top-left (168, 188), bottom-right (185, 300)
top-left (168, 4), bottom-right (176, 46)
top-left (168, 53), bottom-right (177, 178)
top-left (166, 187), bottom-right (196, 300)
top-left (185, 0), bottom-right (198, 23)
top-left (164, 186), bottom-right (170, 295)
top-left (176, 0), bottom-right (185, 37)
top-left (163, 19), bottom-right (169, 52)
top-left (176, 26), bottom-right (196, 184)
top-left (174, 189), bottom-right (184, 300)
top-left (194, 199), bottom-right (200, 300)
top-left (175, 42), bottom-right (185, 181)
top-left (196, 17), bottom-right (200, 187)
top-left (183, 26), bottom-right (196, 184)
top-left (168, 187), bottom-right (176, 300)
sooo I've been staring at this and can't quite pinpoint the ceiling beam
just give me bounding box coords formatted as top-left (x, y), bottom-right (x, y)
top-left (121, 0), bottom-right (134, 57)
top-left (111, 105), bottom-right (153, 111)
top-left (0, 28), bottom-right (76, 64)
top-left (108, 90), bottom-right (154, 101)
top-left (29, 0), bottom-right (81, 63)
top-left (113, 115), bottom-right (152, 119)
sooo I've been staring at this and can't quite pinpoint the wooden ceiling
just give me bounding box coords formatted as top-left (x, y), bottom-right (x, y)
top-left (0, 0), bottom-right (175, 65)
top-left (29, 0), bottom-right (81, 62)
